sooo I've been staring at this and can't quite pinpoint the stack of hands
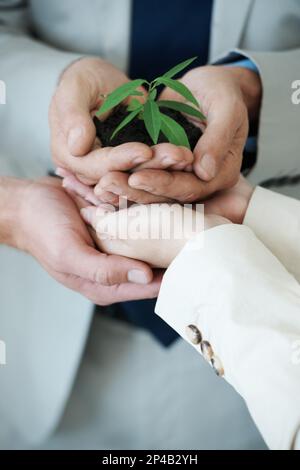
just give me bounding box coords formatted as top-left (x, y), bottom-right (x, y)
top-left (18, 57), bottom-right (261, 305)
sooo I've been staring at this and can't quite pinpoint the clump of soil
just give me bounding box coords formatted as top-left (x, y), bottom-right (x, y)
top-left (94, 105), bottom-right (256, 172)
top-left (94, 105), bottom-right (202, 149)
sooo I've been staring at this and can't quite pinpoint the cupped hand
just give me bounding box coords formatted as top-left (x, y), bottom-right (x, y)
top-left (114, 65), bottom-right (260, 204)
top-left (158, 65), bottom-right (261, 182)
top-left (53, 62), bottom-right (260, 205)
top-left (17, 177), bottom-right (161, 305)
top-left (80, 203), bottom-right (230, 268)
top-left (56, 140), bottom-right (195, 206)
top-left (84, 65), bottom-right (260, 205)
top-left (50, 57), bottom-right (156, 184)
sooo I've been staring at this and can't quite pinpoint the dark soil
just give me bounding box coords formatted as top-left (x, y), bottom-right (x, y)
top-left (94, 105), bottom-right (256, 172)
top-left (94, 105), bottom-right (202, 150)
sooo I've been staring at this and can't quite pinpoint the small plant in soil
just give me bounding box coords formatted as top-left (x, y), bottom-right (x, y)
top-left (95, 57), bottom-right (206, 150)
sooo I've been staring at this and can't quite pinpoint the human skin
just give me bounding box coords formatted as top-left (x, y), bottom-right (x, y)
top-left (122, 66), bottom-right (261, 203)
top-left (49, 57), bottom-right (194, 190)
top-left (0, 176), bottom-right (161, 306)
top-left (80, 203), bottom-right (230, 268)
top-left (66, 176), bottom-right (254, 268)
top-left (204, 175), bottom-right (255, 224)
top-left (57, 62), bottom-right (261, 205)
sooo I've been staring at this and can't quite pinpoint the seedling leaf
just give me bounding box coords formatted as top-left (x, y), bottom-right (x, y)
top-left (162, 57), bottom-right (197, 79)
top-left (130, 90), bottom-right (144, 96)
top-left (160, 113), bottom-right (190, 149)
top-left (111, 108), bottom-right (141, 140)
top-left (96, 79), bottom-right (145, 117)
top-left (158, 100), bottom-right (206, 121)
top-left (127, 98), bottom-right (143, 112)
top-left (149, 89), bottom-right (157, 100)
top-left (143, 100), bottom-right (161, 144)
top-left (155, 77), bottom-right (199, 108)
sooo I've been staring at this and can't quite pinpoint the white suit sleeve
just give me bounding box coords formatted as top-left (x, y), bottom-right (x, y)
top-left (244, 187), bottom-right (300, 282)
top-left (155, 225), bottom-right (300, 450)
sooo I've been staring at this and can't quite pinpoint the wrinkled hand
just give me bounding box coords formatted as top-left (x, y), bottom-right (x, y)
top-left (17, 177), bottom-right (160, 305)
top-left (80, 203), bottom-right (230, 268)
top-left (84, 65), bottom-right (260, 204)
top-left (205, 175), bottom-right (254, 224)
top-left (49, 57), bottom-right (156, 185)
top-left (123, 65), bottom-right (261, 203)
top-left (54, 63), bottom-right (261, 205)
top-left (50, 57), bottom-right (197, 191)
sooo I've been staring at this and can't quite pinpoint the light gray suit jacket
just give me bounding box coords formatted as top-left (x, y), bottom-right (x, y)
top-left (0, 0), bottom-right (299, 445)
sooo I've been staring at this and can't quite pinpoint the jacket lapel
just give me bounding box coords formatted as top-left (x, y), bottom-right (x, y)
top-left (210, 0), bottom-right (254, 60)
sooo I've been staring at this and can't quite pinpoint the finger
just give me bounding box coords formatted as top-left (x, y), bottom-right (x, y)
top-left (62, 175), bottom-right (101, 206)
top-left (133, 143), bottom-right (194, 171)
top-left (55, 167), bottom-right (74, 178)
top-left (63, 186), bottom-right (91, 210)
top-left (193, 100), bottom-right (248, 181)
top-left (95, 190), bottom-right (120, 206)
top-left (128, 169), bottom-right (207, 203)
top-left (96, 171), bottom-right (173, 204)
top-left (53, 131), bottom-right (153, 183)
top-left (50, 72), bottom-right (99, 157)
top-left (78, 270), bottom-right (162, 305)
top-left (63, 234), bottom-right (153, 286)
top-left (55, 166), bottom-right (96, 187)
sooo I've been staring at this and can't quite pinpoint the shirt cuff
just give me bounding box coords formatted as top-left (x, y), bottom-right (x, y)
top-left (227, 57), bottom-right (259, 73)
top-left (216, 52), bottom-right (259, 74)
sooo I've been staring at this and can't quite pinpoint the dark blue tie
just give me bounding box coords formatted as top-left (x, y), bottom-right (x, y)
top-left (129, 0), bottom-right (213, 81)
top-left (117, 0), bottom-right (213, 347)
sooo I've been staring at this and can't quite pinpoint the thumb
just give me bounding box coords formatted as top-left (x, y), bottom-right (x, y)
top-left (52, 74), bottom-right (97, 156)
top-left (67, 116), bottom-right (96, 157)
top-left (193, 101), bottom-right (245, 181)
top-left (158, 86), bottom-right (225, 182)
top-left (79, 206), bottom-right (153, 285)
top-left (64, 236), bottom-right (153, 286)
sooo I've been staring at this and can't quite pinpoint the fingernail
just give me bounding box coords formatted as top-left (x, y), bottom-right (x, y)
top-left (55, 167), bottom-right (69, 178)
top-left (133, 156), bottom-right (147, 165)
top-left (68, 127), bottom-right (84, 153)
top-left (197, 154), bottom-right (217, 181)
top-left (85, 193), bottom-right (102, 206)
top-left (80, 207), bottom-right (94, 225)
top-left (102, 192), bottom-right (119, 203)
top-left (62, 178), bottom-right (74, 190)
top-left (129, 175), bottom-right (150, 190)
top-left (94, 186), bottom-right (103, 197)
top-left (105, 184), bottom-right (122, 195)
top-left (130, 180), bottom-right (152, 191)
top-left (162, 156), bottom-right (176, 166)
top-left (128, 269), bottom-right (149, 284)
